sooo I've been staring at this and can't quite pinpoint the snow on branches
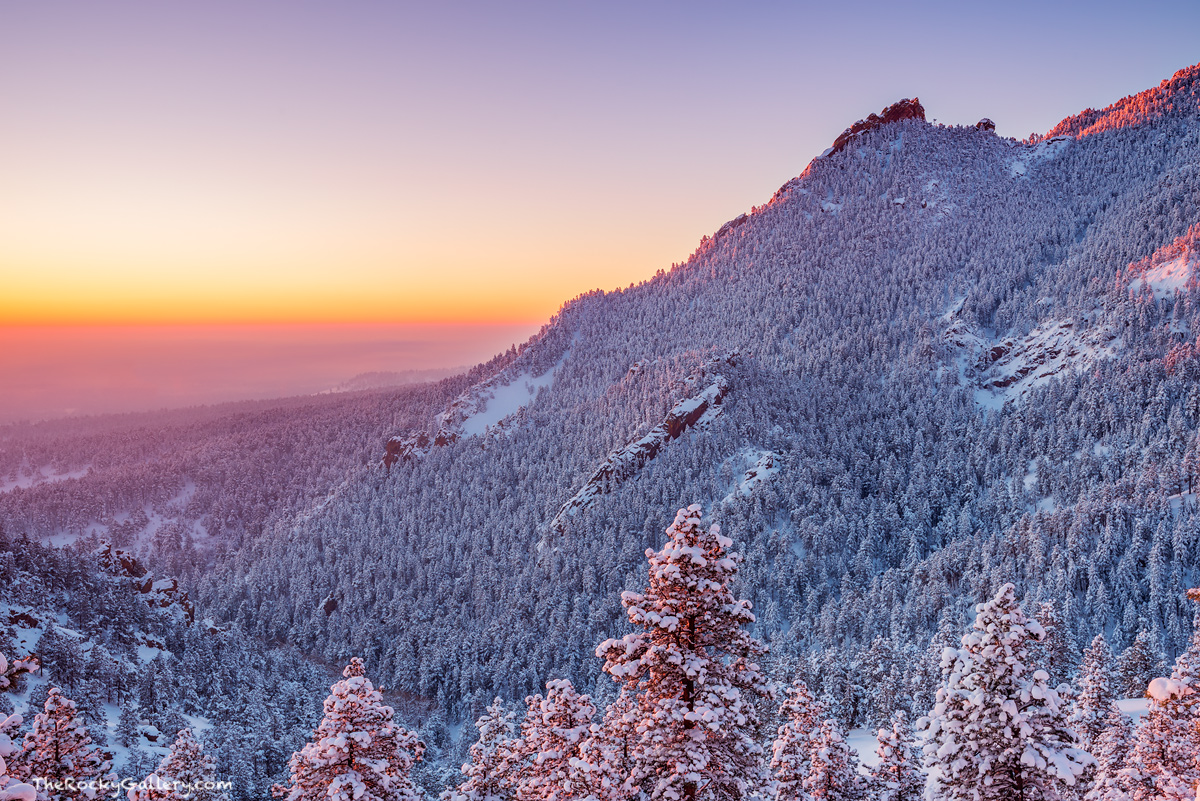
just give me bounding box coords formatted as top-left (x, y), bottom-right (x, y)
top-left (596, 505), bottom-right (771, 801)
top-left (273, 658), bottom-right (424, 801)
top-left (922, 583), bottom-right (1091, 801)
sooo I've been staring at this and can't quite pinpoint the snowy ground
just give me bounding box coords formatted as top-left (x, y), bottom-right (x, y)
top-left (460, 368), bottom-right (558, 436)
top-left (718, 448), bottom-right (780, 506)
top-left (1130, 252), bottom-right (1195, 299)
top-left (1009, 136), bottom-right (1072, 177)
top-left (1115, 696), bottom-right (1150, 723)
top-left (0, 464), bottom-right (91, 494)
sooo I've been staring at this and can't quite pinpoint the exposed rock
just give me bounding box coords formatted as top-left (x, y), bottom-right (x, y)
top-left (976, 118), bottom-right (996, 131)
top-left (715, 213), bottom-right (750, 240)
top-left (829, 98), bottom-right (926, 155)
top-left (384, 432), bottom-right (432, 468)
top-left (7, 611), bottom-right (38, 629)
top-left (547, 353), bottom-right (739, 534)
top-left (97, 543), bottom-right (147, 579)
top-left (95, 543), bottom-right (195, 624)
top-left (944, 318), bottom-right (1118, 404)
top-left (321, 593), bottom-right (338, 616)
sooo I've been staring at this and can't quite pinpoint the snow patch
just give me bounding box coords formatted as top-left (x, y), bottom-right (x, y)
top-left (459, 369), bottom-right (558, 437)
top-left (719, 449), bottom-right (781, 505)
top-left (1130, 252), bottom-right (1195, 299)
top-left (1009, 136), bottom-right (1072, 178)
top-left (438, 344), bottom-right (574, 440)
top-left (0, 464), bottom-right (91, 494)
top-left (845, 728), bottom-right (880, 770)
top-left (1115, 697), bottom-right (1150, 724)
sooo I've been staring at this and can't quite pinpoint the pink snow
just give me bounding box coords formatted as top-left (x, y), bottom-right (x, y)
top-left (1130, 253), bottom-right (1194, 299)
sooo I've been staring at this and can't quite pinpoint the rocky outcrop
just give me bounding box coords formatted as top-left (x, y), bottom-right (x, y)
top-left (715, 213), bottom-right (751, 240)
top-left (96, 543), bottom-right (195, 624)
top-left (944, 318), bottom-right (1118, 404)
top-left (7, 611), bottom-right (38, 629)
top-left (976, 118), bottom-right (996, 131)
top-left (547, 353), bottom-right (738, 534)
top-left (828, 98), bottom-right (925, 155)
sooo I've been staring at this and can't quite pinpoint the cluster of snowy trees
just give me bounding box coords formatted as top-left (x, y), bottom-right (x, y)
top-left (0, 671), bottom-right (231, 801)
top-left (257, 505), bottom-right (1200, 800)
top-left (0, 528), bottom-right (329, 800)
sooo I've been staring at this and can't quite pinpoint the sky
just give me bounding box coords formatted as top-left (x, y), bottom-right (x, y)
top-left (1, 1), bottom-right (1198, 421)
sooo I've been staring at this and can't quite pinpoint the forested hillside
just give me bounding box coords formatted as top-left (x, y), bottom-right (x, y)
top-left (3, 61), bottom-right (1200, 800)
top-left (197, 64), bottom-right (1200, 725)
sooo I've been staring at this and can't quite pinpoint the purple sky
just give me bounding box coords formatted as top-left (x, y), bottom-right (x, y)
top-left (1, 1), bottom-right (1197, 421)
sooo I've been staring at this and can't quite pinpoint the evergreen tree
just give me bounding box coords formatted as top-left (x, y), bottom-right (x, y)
top-left (1083, 705), bottom-right (1131, 801)
top-left (923, 583), bottom-right (1092, 801)
top-left (1069, 634), bottom-right (1117, 752)
top-left (1116, 630), bottom-right (1165, 699)
top-left (1116, 588), bottom-right (1200, 799)
top-left (116, 708), bottom-right (142, 750)
top-left (128, 728), bottom-right (228, 801)
top-left (573, 690), bottom-right (637, 801)
top-left (513, 680), bottom-right (594, 801)
top-left (769, 680), bottom-right (826, 801)
top-left (802, 719), bottom-right (862, 801)
top-left (1031, 601), bottom-right (1076, 688)
top-left (272, 658), bottom-right (424, 801)
top-left (125, 748), bottom-right (161, 787)
top-left (10, 688), bottom-right (113, 801)
top-left (868, 712), bottom-right (924, 801)
top-left (442, 698), bottom-right (517, 801)
top-left (0, 652), bottom-right (39, 801)
top-left (596, 505), bottom-right (772, 801)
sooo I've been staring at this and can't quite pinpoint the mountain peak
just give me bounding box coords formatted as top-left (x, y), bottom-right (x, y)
top-left (828, 97), bottom-right (926, 155)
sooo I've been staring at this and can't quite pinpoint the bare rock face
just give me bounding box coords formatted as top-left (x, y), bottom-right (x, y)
top-left (976, 118), bottom-right (996, 131)
top-left (829, 98), bottom-right (926, 155)
top-left (96, 543), bottom-right (195, 624)
top-left (547, 353), bottom-right (739, 535)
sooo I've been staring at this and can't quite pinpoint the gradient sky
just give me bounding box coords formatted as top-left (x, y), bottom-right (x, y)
top-left (2, 2), bottom-right (1198, 422)
top-left (3, 1), bottom-right (1199, 327)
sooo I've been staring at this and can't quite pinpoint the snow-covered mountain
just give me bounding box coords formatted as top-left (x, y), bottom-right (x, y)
top-left (5, 61), bottom-right (1200, 798)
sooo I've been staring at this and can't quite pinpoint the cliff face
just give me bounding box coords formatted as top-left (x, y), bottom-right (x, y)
top-left (828, 97), bottom-right (926, 155)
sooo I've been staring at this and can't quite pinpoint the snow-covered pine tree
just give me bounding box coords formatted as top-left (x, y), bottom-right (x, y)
top-left (1069, 634), bottom-right (1117, 753)
top-left (802, 719), bottom-right (863, 801)
top-left (1115, 588), bottom-right (1200, 800)
top-left (128, 728), bottom-right (228, 801)
top-left (596, 505), bottom-right (772, 801)
top-left (115, 708), bottom-right (141, 750)
top-left (125, 748), bottom-right (161, 788)
top-left (10, 688), bottom-right (113, 801)
top-left (868, 712), bottom-right (924, 801)
top-left (1083, 705), bottom-right (1131, 801)
top-left (770, 680), bottom-right (826, 801)
top-left (572, 690), bottom-right (637, 801)
top-left (1116, 630), bottom-right (1164, 698)
top-left (442, 698), bottom-right (518, 801)
top-left (909, 610), bottom-right (962, 719)
top-left (512, 680), bottom-right (594, 801)
top-left (922, 583), bottom-right (1092, 801)
top-left (1031, 601), bottom-right (1076, 688)
top-left (0, 652), bottom-right (38, 801)
top-left (272, 658), bottom-right (424, 801)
